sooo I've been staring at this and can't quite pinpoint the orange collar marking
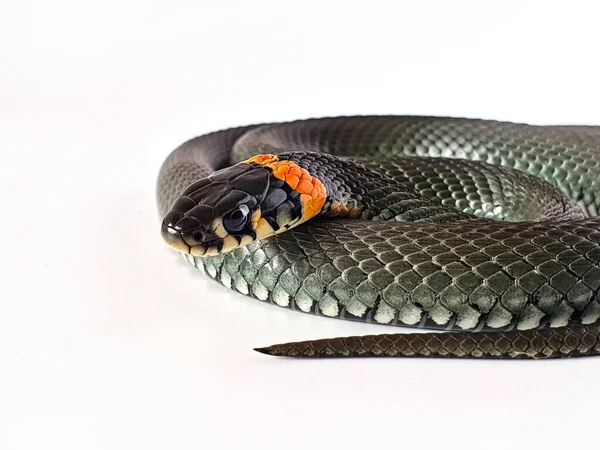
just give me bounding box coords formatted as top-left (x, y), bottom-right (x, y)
top-left (244, 154), bottom-right (326, 220)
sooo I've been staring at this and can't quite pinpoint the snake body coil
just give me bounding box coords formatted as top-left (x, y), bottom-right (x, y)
top-left (157, 117), bottom-right (600, 358)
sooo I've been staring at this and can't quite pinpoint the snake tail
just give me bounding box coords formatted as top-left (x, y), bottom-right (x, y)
top-left (255, 326), bottom-right (600, 359)
top-left (157, 116), bottom-right (600, 359)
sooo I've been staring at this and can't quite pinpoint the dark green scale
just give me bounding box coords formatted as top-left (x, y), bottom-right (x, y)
top-left (158, 116), bottom-right (600, 359)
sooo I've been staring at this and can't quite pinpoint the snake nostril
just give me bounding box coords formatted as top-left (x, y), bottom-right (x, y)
top-left (163, 211), bottom-right (183, 229)
top-left (180, 227), bottom-right (209, 247)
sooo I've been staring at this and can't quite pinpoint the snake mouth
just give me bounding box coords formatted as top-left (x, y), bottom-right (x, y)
top-left (161, 223), bottom-right (191, 254)
top-left (161, 223), bottom-right (224, 256)
top-left (188, 239), bottom-right (222, 256)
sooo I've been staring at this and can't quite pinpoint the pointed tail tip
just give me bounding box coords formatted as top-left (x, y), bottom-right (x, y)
top-left (254, 345), bottom-right (295, 357)
top-left (253, 346), bottom-right (276, 356)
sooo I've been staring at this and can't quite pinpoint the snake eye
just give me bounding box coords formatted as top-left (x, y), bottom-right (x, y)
top-left (223, 204), bottom-right (250, 233)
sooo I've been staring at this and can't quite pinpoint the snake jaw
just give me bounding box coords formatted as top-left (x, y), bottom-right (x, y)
top-left (160, 222), bottom-right (217, 256)
top-left (162, 155), bottom-right (330, 257)
top-left (157, 118), bottom-right (600, 359)
top-left (161, 223), bottom-right (191, 254)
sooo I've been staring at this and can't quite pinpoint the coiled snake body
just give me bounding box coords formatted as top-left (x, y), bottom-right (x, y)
top-left (157, 117), bottom-right (600, 359)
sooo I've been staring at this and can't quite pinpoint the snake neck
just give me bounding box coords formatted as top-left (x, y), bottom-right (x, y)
top-left (158, 117), bottom-right (600, 359)
top-left (268, 151), bottom-right (472, 224)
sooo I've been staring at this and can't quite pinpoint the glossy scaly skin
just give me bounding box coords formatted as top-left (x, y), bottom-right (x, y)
top-left (156, 117), bottom-right (600, 359)
top-left (254, 326), bottom-right (600, 359)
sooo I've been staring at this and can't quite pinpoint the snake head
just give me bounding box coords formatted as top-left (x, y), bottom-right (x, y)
top-left (161, 155), bottom-right (326, 256)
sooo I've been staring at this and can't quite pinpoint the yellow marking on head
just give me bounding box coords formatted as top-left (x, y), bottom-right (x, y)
top-left (251, 208), bottom-right (261, 229)
top-left (222, 235), bottom-right (239, 252)
top-left (240, 234), bottom-right (254, 247)
top-left (212, 218), bottom-right (227, 238)
top-left (204, 246), bottom-right (219, 256)
top-left (255, 217), bottom-right (276, 240)
top-left (190, 246), bottom-right (206, 257)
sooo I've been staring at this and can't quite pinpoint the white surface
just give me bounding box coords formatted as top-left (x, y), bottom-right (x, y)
top-left (2, 1), bottom-right (600, 449)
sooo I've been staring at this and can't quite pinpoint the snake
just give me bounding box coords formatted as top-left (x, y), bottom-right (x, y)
top-left (156, 116), bottom-right (600, 359)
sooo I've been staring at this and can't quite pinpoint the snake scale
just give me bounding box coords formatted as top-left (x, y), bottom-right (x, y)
top-left (156, 116), bottom-right (600, 359)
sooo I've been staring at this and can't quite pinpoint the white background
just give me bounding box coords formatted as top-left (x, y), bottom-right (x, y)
top-left (2, 1), bottom-right (600, 449)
